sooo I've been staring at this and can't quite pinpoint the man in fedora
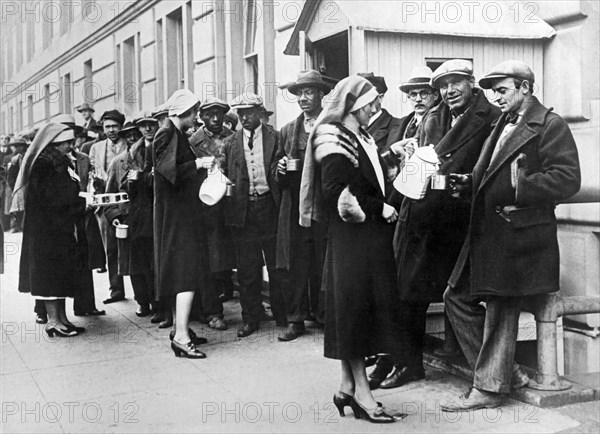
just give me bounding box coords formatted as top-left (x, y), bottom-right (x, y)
top-left (220, 93), bottom-right (285, 337)
top-left (367, 66), bottom-right (443, 388)
top-left (275, 70), bottom-right (330, 341)
top-left (77, 102), bottom-right (98, 130)
top-left (90, 109), bottom-right (127, 304)
top-left (189, 97), bottom-right (235, 330)
top-left (442, 61), bottom-right (581, 411)
top-left (356, 72), bottom-right (403, 155)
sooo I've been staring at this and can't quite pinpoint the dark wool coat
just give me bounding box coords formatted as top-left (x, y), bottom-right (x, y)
top-left (73, 150), bottom-right (105, 270)
top-left (153, 120), bottom-right (209, 297)
top-left (449, 97), bottom-right (581, 297)
top-left (366, 109), bottom-right (404, 154)
top-left (189, 127), bottom-right (236, 272)
top-left (19, 148), bottom-right (87, 297)
top-left (219, 125), bottom-right (281, 228)
top-left (274, 113), bottom-right (311, 270)
top-left (393, 89), bottom-right (501, 302)
top-left (105, 140), bottom-right (153, 276)
top-left (315, 123), bottom-right (402, 360)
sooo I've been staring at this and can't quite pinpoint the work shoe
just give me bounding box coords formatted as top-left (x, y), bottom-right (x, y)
top-left (379, 366), bottom-right (425, 389)
top-left (512, 366), bottom-right (530, 389)
top-left (368, 357), bottom-right (394, 390)
top-left (208, 317), bottom-right (228, 331)
top-left (278, 323), bottom-right (305, 341)
top-left (441, 388), bottom-right (502, 412)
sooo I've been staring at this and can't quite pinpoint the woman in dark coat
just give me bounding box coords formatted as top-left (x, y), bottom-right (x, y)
top-left (299, 76), bottom-right (403, 423)
top-left (153, 89), bottom-right (214, 359)
top-left (15, 123), bottom-right (88, 337)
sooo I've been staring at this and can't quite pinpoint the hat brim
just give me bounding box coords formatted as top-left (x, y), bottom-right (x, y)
top-left (233, 104), bottom-right (263, 110)
top-left (399, 82), bottom-right (435, 93)
top-left (479, 74), bottom-right (523, 89)
top-left (431, 71), bottom-right (472, 88)
top-left (118, 127), bottom-right (140, 137)
top-left (200, 103), bottom-right (230, 112)
top-left (135, 118), bottom-right (159, 125)
top-left (287, 82), bottom-right (331, 96)
top-left (77, 107), bottom-right (95, 113)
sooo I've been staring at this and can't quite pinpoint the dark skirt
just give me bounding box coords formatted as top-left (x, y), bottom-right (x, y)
top-left (323, 217), bottom-right (402, 360)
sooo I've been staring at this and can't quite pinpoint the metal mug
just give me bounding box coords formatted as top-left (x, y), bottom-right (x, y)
top-left (431, 173), bottom-right (448, 190)
top-left (225, 183), bottom-right (235, 197)
top-left (287, 158), bottom-right (301, 172)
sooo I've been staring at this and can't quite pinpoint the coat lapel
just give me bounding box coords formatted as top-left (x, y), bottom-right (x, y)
top-left (234, 130), bottom-right (249, 179)
top-left (368, 110), bottom-right (392, 143)
top-left (472, 117), bottom-right (504, 190)
top-left (262, 125), bottom-right (275, 171)
top-left (357, 138), bottom-right (384, 198)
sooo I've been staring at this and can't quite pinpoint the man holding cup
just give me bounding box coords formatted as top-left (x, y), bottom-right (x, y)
top-left (275, 70), bottom-right (331, 341)
top-left (371, 60), bottom-right (501, 391)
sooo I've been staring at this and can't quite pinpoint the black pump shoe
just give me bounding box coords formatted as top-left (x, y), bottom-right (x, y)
top-left (45, 326), bottom-right (78, 338)
top-left (333, 392), bottom-right (355, 417)
top-left (169, 328), bottom-right (207, 345)
top-left (171, 340), bottom-right (206, 359)
top-left (350, 400), bottom-right (396, 423)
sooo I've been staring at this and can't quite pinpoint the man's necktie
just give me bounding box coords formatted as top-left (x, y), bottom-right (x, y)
top-left (248, 130), bottom-right (254, 150)
top-left (506, 112), bottom-right (519, 124)
top-left (404, 117), bottom-right (418, 139)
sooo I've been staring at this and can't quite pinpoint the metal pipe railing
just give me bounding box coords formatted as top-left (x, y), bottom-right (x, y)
top-left (523, 294), bottom-right (600, 391)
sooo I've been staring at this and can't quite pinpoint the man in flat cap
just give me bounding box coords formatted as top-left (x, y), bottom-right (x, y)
top-left (77, 102), bottom-right (98, 130)
top-left (357, 72), bottom-right (403, 155)
top-left (220, 92), bottom-right (285, 337)
top-left (442, 60), bottom-right (581, 411)
top-left (275, 70), bottom-right (330, 341)
top-left (370, 60), bottom-right (501, 391)
top-left (188, 97), bottom-right (235, 330)
top-left (90, 109), bottom-right (127, 303)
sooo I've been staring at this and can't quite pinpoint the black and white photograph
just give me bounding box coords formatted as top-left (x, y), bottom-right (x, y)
top-left (1, 1), bottom-right (599, 432)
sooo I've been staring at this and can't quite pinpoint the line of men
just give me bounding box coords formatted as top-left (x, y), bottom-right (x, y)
top-left (9, 56), bottom-right (580, 410)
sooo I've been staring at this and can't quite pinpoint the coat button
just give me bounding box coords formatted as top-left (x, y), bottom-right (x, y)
top-left (495, 206), bottom-right (502, 213)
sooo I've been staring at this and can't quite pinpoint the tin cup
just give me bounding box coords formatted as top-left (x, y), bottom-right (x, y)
top-left (115, 224), bottom-right (129, 239)
top-left (287, 158), bottom-right (301, 172)
top-left (431, 173), bottom-right (448, 190)
top-left (225, 183), bottom-right (235, 197)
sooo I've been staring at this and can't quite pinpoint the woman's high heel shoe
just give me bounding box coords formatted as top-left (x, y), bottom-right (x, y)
top-left (171, 340), bottom-right (206, 359)
top-left (350, 399), bottom-right (395, 423)
top-left (333, 392), bottom-right (355, 417)
top-left (45, 326), bottom-right (78, 338)
top-left (64, 323), bottom-right (86, 333)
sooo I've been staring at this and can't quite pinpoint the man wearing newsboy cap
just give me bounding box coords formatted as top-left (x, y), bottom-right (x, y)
top-left (380, 60), bottom-right (501, 391)
top-left (442, 60), bottom-right (581, 411)
top-left (188, 97), bottom-right (235, 330)
top-left (220, 92), bottom-right (285, 338)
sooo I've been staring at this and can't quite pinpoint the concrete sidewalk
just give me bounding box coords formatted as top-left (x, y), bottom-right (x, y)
top-left (1, 232), bottom-right (598, 433)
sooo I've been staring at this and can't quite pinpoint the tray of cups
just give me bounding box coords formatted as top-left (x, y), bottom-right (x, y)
top-left (80, 192), bottom-right (129, 207)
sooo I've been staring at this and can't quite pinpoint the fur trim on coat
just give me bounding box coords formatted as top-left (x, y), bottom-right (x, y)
top-left (337, 186), bottom-right (366, 223)
top-left (313, 124), bottom-right (359, 168)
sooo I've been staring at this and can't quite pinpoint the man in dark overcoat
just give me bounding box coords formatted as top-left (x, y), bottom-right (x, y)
top-left (105, 119), bottom-right (156, 317)
top-left (357, 72), bottom-right (403, 155)
top-left (188, 98), bottom-right (235, 330)
top-left (220, 93), bottom-right (284, 338)
top-left (370, 60), bottom-right (501, 391)
top-left (275, 70), bottom-right (331, 341)
top-left (441, 61), bottom-right (581, 411)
